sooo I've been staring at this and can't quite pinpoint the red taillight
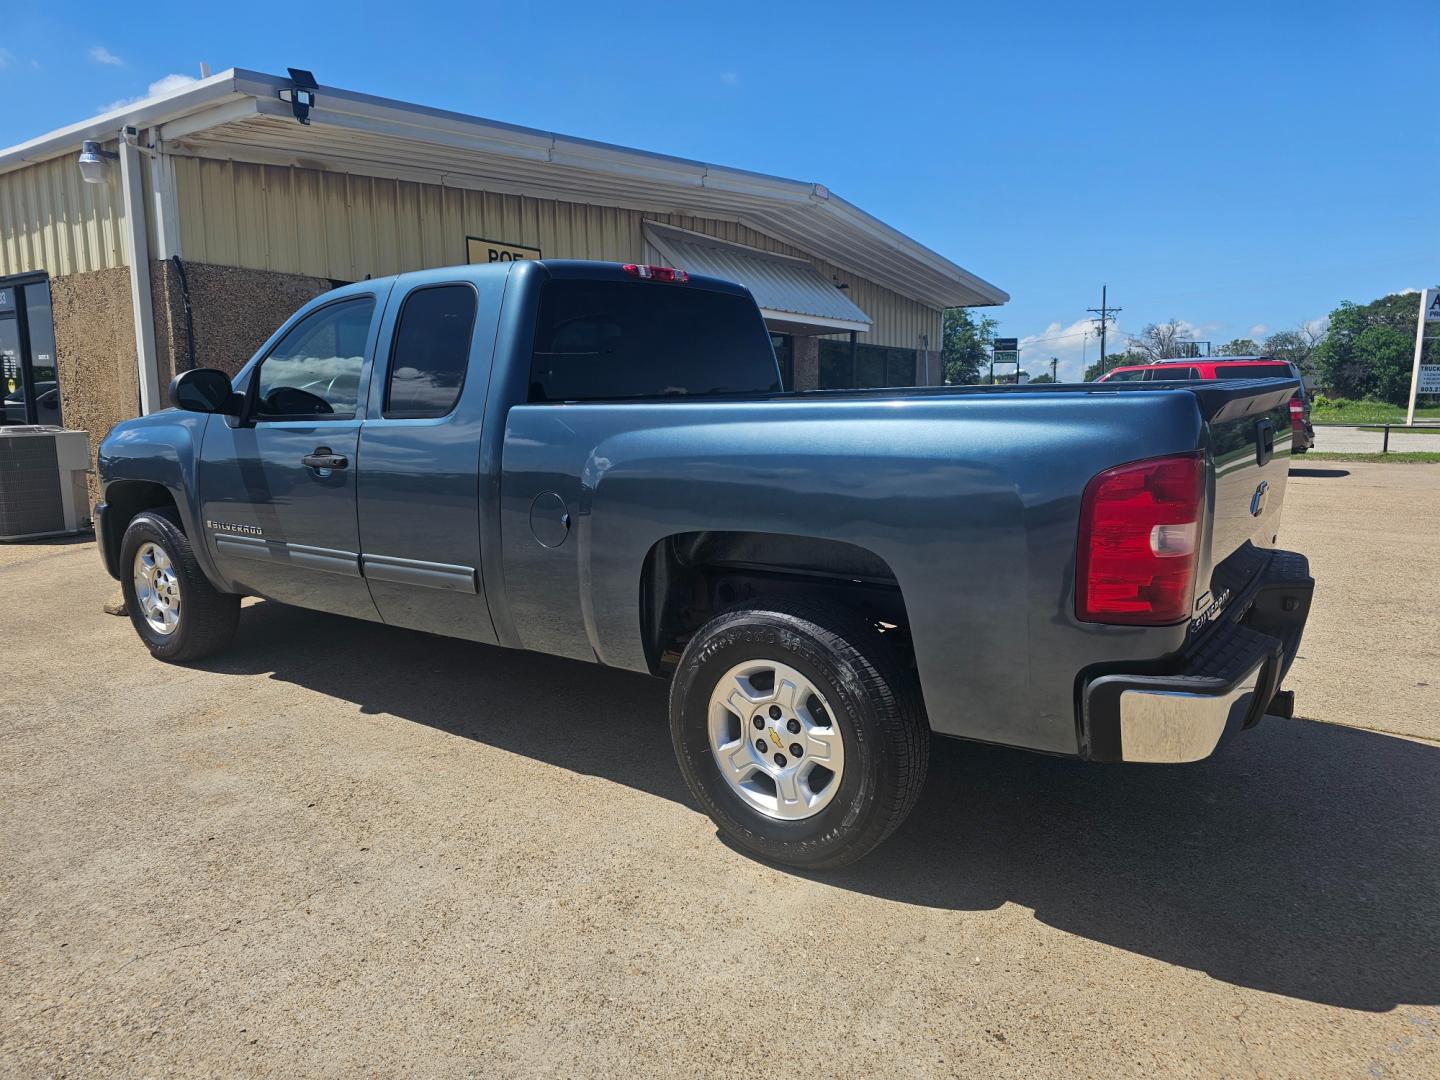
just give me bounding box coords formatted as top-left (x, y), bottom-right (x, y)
top-left (622, 263), bottom-right (689, 283)
top-left (1076, 453), bottom-right (1206, 625)
top-left (1288, 394), bottom-right (1305, 431)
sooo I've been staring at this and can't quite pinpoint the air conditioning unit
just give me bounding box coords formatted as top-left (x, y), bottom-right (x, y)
top-left (0, 427), bottom-right (92, 541)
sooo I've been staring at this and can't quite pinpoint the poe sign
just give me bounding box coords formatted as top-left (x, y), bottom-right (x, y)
top-left (466, 236), bottom-right (542, 264)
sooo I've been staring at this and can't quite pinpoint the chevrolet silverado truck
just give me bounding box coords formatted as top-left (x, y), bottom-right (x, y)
top-left (96, 260), bottom-right (1313, 868)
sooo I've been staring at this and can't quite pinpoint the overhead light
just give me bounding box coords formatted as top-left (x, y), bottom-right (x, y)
top-left (278, 67), bottom-right (319, 125)
top-left (78, 140), bottom-right (118, 184)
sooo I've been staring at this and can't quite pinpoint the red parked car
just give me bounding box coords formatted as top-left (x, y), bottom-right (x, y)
top-left (1096, 357), bottom-right (1314, 452)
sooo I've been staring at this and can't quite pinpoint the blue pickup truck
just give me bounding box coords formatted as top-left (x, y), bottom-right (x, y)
top-left (96, 260), bottom-right (1313, 868)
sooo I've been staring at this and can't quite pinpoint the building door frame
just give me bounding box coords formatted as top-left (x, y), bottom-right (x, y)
top-left (0, 271), bottom-right (56, 427)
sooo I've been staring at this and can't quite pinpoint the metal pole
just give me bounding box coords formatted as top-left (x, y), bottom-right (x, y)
top-left (848, 330), bottom-right (857, 389)
top-left (1098, 285), bottom-right (1107, 372)
top-left (119, 139), bottom-right (161, 415)
top-left (1405, 289), bottom-right (1435, 427)
top-left (1383, 425), bottom-right (1390, 454)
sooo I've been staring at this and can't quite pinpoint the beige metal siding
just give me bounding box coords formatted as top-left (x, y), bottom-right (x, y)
top-left (0, 153), bottom-right (128, 277)
top-left (172, 158), bottom-right (942, 349)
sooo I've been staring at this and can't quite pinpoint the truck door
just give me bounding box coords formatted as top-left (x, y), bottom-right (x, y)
top-left (198, 289), bottom-right (385, 622)
top-left (355, 274), bottom-right (504, 643)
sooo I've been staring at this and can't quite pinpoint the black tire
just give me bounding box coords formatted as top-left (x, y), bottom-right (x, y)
top-left (118, 508), bottom-right (240, 663)
top-left (669, 600), bottom-right (929, 870)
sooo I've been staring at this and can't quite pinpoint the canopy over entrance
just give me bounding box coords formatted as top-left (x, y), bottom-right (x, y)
top-left (644, 221), bottom-right (871, 335)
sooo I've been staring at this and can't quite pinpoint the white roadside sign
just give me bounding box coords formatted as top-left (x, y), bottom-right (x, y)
top-left (1407, 287), bottom-right (1439, 425)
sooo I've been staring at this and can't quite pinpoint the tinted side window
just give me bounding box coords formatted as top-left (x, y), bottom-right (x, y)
top-left (255, 298), bottom-right (375, 419)
top-left (1156, 367), bottom-right (1198, 380)
top-left (384, 285), bottom-right (478, 418)
top-left (1103, 369), bottom-right (1149, 382)
top-left (530, 281), bottom-right (780, 402)
top-left (1214, 364), bottom-right (1288, 380)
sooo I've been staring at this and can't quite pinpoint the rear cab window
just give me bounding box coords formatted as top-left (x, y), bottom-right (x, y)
top-left (529, 280), bottom-right (780, 402)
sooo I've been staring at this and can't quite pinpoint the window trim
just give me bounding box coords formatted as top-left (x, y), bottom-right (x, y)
top-left (248, 295), bottom-right (377, 423)
top-left (380, 281), bottom-right (479, 420)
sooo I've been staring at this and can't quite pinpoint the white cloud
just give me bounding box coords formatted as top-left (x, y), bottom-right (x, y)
top-left (0, 47), bottom-right (14, 69)
top-left (1248, 324), bottom-right (1269, 339)
top-left (100, 72), bottom-right (199, 114)
top-left (720, 71), bottom-right (740, 85)
top-left (89, 45), bottom-right (123, 66)
top-left (1015, 317), bottom-right (1111, 382)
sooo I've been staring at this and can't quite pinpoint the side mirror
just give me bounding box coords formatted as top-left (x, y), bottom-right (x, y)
top-left (169, 368), bottom-right (240, 415)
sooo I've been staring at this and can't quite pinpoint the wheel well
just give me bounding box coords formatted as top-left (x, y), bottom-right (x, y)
top-left (640, 531), bottom-right (911, 675)
top-left (103, 481), bottom-right (180, 568)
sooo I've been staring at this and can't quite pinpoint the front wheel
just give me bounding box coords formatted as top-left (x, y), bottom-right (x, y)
top-left (669, 601), bottom-right (929, 870)
top-left (119, 509), bottom-right (240, 663)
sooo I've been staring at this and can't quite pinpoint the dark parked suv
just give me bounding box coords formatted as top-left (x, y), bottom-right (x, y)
top-left (1097, 357), bottom-right (1314, 452)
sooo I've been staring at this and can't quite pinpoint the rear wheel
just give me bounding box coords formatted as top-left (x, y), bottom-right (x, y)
top-left (119, 509), bottom-right (239, 663)
top-left (669, 601), bottom-right (929, 869)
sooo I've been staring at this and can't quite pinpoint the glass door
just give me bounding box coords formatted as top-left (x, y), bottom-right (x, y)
top-left (770, 333), bottom-right (793, 390)
top-left (0, 275), bottom-right (60, 427)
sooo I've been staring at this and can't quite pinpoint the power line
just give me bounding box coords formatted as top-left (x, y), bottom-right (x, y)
top-left (1087, 285), bottom-right (1122, 374)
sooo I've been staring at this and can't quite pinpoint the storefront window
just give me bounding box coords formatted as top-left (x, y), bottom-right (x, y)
top-left (770, 334), bottom-right (793, 390)
top-left (818, 339), bottom-right (917, 390)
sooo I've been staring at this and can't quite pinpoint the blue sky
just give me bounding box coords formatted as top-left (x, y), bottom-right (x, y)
top-left (1, 1), bottom-right (1435, 378)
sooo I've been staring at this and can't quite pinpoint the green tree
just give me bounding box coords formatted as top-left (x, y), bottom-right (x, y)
top-left (941, 307), bottom-right (997, 385)
top-left (1312, 291), bottom-right (1435, 402)
top-left (1127, 320), bottom-right (1188, 361)
top-left (1216, 338), bottom-right (1261, 356)
top-left (1261, 326), bottom-right (1324, 376)
top-left (1028, 373), bottom-right (1056, 383)
top-left (1085, 350), bottom-right (1148, 381)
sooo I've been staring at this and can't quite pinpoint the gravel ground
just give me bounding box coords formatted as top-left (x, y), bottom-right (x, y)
top-left (2, 463), bottom-right (1437, 1078)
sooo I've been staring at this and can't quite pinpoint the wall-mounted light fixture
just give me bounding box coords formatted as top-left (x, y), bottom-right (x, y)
top-left (278, 67), bottom-right (319, 125)
top-left (78, 140), bottom-right (119, 184)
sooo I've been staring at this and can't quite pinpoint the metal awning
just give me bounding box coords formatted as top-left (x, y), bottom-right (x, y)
top-left (0, 69), bottom-right (1010, 310)
top-left (644, 221), bottom-right (872, 333)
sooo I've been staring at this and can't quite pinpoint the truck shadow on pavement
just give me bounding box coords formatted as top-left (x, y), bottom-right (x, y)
top-left (206, 599), bottom-right (1439, 1014)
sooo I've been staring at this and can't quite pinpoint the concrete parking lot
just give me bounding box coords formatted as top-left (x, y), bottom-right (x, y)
top-left (1312, 424), bottom-right (1440, 453)
top-left (2, 463), bottom-right (1438, 1078)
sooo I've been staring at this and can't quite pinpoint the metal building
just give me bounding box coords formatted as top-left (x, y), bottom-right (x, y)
top-left (0, 68), bottom-right (1006, 479)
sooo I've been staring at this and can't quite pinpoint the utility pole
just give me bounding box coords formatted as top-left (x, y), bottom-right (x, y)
top-left (1050, 357), bottom-right (1058, 382)
top-left (1087, 285), bottom-right (1121, 375)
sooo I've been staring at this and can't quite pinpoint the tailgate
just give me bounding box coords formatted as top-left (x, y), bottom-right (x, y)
top-left (1190, 378), bottom-right (1298, 617)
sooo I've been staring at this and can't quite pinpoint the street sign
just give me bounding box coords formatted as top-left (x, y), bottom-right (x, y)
top-left (993, 338), bottom-right (1018, 352)
top-left (1405, 288), bottom-right (1439, 425)
top-left (993, 351), bottom-right (1019, 365)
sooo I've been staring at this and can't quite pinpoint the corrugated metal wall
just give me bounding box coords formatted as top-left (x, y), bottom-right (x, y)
top-left (170, 158), bottom-right (941, 350)
top-left (0, 154), bottom-right (128, 277)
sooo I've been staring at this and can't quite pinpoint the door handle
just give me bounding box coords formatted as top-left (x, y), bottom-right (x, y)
top-left (302, 447), bottom-right (349, 470)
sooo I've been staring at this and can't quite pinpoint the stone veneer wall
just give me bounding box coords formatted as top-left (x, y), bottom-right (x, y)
top-left (151, 260), bottom-right (334, 381)
top-left (48, 266), bottom-right (139, 503)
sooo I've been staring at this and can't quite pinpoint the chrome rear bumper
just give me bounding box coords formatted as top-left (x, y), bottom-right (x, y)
top-left (1081, 549), bottom-right (1313, 764)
